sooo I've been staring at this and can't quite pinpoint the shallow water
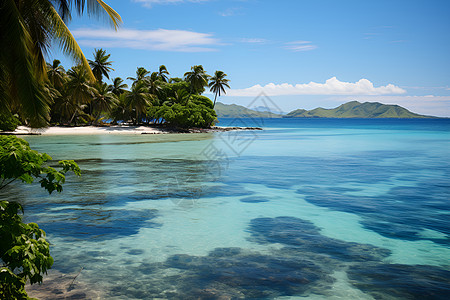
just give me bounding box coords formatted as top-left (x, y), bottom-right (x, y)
top-left (6, 118), bottom-right (450, 299)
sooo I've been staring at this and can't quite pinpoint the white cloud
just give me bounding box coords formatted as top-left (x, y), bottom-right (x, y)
top-left (285, 41), bottom-right (317, 52)
top-left (134, 0), bottom-right (209, 8)
top-left (72, 28), bottom-right (220, 52)
top-left (227, 77), bottom-right (406, 97)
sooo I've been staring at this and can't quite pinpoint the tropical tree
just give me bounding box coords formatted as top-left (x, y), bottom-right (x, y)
top-left (109, 77), bottom-right (128, 96)
top-left (165, 89), bottom-right (188, 106)
top-left (46, 59), bottom-right (67, 91)
top-left (65, 65), bottom-right (95, 123)
top-left (158, 65), bottom-right (169, 82)
top-left (53, 90), bottom-right (79, 124)
top-left (148, 72), bottom-right (163, 97)
top-left (110, 93), bottom-right (131, 124)
top-left (92, 82), bottom-right (118, 123)
top-left (209, 70), bottom-right (230, 107)
top-left (88, 48), bottom-right (114, 82)
top-left (125, 81), bottom-right (152, 124)
top-left (128, 67), bottom-right (150, 84)
top-left (184, 65), bottom-right (209, 95)
top-left (0, 0), bottom-right (121, 127)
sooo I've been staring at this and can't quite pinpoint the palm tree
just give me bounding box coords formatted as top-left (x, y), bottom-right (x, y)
top-left (127, 67), bottom-right (150, 85)
top-left (46, 59), bottom-right (67, 91)
top-left (0, 0), bottom-right (121, 127)
top-left (92, 82), bottom-right (118, 123)
top-left (65, 65), bottom-right (95, 124)
top-left (209, 71), bottom-right (230, 107)
top-left (147, 72), bottom-right (163, 96)
top-left (89, 48), bottom-right (114, 82)
top-left (53, 89), bottom-right (79, 124)
top-left (109, 77), bottom-right (128, 96)
top-left (125, 81), bottom-right (152, 124)
top-left (165, 89), bottom-right (188, 106)
top-left (158, 65), bottom-right (170, 82)
top-left (110, 93), bottom-right (131, 123)
top-left (184, 65), bottom-right (209, 96)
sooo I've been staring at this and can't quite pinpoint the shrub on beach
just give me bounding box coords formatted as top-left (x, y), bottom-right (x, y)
top-left (0, 112), bottom-right (20, 132)
top-left (150, 95), bottom-right (217, 128)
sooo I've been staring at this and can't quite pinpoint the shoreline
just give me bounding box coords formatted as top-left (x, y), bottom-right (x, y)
top-left (1, 125), bottom-right (262, 136)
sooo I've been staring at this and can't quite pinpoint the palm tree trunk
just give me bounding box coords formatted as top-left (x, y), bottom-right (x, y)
top-left (69, 110), bottom-right (77, 125)
top-left (213, 93), bottom-right (218, 108)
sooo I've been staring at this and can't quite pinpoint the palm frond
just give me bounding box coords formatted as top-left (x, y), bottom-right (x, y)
top-left (48, 5), bottom-right (96, 81)
top-left (0, 0), bottom-right (50, 127)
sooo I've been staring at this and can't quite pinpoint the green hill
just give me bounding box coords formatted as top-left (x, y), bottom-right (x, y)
top-left (215, 102), bottom-right (282, 118)
top-left (284, 101), bottom-right (436, 118)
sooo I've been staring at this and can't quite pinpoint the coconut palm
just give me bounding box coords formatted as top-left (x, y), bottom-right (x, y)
top-left (92, 82), bottom-right (118, 123)
top-left (209, 70), bottom-right (230, 107)
top-left (0, 0), bottom-right (121, 127)
top-left (184, 65), bottom-right (209, 95)
top-left (158, 65), bottom-right (170, 82)
top-left (109, 77), bottom-right (128, 96)
top-left (46, 59), bottom-right (67, 90)
top-left (148, 72), bottom-right (163, 96)
top-left (165, 89), bottom-right (188, 106)
top-left (128, 67), bottom-right (150, 85)
top-left (125, 81), bottom-right (152, 124)
top-left (65, 65), bottom-right (95, 123)
top-left (110, 93), bottom-right (131, 123)
top-left (53, 89), bottom-right (79, 124)
top-left (89, 48), bottom-right (114, 82)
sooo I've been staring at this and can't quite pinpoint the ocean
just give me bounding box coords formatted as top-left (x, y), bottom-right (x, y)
top-left (6, 118), bottom-right (450, 299)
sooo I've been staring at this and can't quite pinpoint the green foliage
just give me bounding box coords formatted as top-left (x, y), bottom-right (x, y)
top-left (184, 65), bottom-right (209, 95)
top-left (208, 70), bottom-right (230, 107)
top-left (0, 112), bottom-right (21, 131)
top-left (0, 201), bottom-right (53, 299)
top-left (0, 136), bottom-right (81, 193)
top-left (152, 95), bottom-right (217, 128)
top-left (0, 136), bottom-right (80, 299)
top-left (41, 60), bottom-right (229, 127)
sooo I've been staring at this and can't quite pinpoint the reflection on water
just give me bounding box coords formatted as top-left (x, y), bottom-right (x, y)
top-left (8, 119), bottom-right (450, 299)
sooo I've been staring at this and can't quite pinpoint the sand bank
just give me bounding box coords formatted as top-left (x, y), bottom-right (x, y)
top-left (2, 125), bottom-right (262, 136)
top-left (5, 125), bottom-right (172, 135)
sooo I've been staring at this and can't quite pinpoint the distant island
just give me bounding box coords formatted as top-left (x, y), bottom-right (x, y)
top-left (216, 101), bottom-right (438, 119)
top-left (214, 102), bottom-right (282, 118)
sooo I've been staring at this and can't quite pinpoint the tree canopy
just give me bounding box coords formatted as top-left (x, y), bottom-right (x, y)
top-left (0, 0), bottom-right (121, 128)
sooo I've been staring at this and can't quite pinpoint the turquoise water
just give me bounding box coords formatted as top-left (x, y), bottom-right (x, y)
top-left (5, 118), bottom-right (450, 299)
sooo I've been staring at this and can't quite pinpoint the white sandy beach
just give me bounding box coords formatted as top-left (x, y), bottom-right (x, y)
top-left (9, 125), bottom-right (168, 135)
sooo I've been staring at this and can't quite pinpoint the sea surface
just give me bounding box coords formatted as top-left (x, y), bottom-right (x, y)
top-left (5, 118), bottom-right (450, 299)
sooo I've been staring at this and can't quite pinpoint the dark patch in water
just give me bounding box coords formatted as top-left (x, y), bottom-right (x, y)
top-left (248, 217), bottom-right (391, 262)
top-left (38, 208), bottom-right (160, 241)
top-left (105, 216), bottom-right (391, 299)
top-left (299, 183), bottom-right (450, 246)
top-left (240, 196), bottom-right (270, 203)
top-left (126, 249), bottom-right (145, 256)
top-left (347, 263), bottom-right (450, 300)
top-left (116, 246), bottom-right (335, 299)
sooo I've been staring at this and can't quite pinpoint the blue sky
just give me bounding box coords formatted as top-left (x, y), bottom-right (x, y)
top-left (51, 0), bottom-right (450, 116)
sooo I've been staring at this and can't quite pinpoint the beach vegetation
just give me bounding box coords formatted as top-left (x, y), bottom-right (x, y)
top-left (0, 2), bottom-right (227, 131)
top-left (27, 60), bottom-right (223, 128)
top-left (0, 135), bottom-right (80, 299)
top-left (209, 71), bottom-right (230, 108)
top-left (88, 48), bottom-right (114, 82)
top-left (0, 112), bottom-right (21, 132)
top-left (0, 0), bottom-right (121, 128)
